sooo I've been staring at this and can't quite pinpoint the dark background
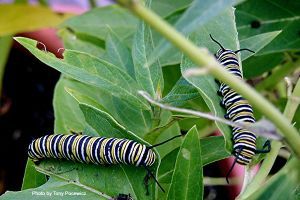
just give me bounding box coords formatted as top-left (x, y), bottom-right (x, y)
top-left (0, 45), bottom-right (60, 193)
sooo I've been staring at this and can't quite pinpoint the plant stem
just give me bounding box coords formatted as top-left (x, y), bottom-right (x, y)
top-left (256, 60), bottom-right (300, 91)
top-left (283, 77), bottom-right (300, 121)
top-left (117, 0), bottom-right (300, 157)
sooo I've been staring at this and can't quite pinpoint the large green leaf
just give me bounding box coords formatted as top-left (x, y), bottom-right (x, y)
top-left (53, 78), bottom-right (86, 133)
top-left (59, 31), bottom-right (152, 135)
top-left (60, 5), bottom-right (138, 46)
top-left (64, 80), bottom-right (152, 136)
top-left (161, 77), bottom-right (199, 106)
top-left (0, 4), bottom-right (69, 36)
top-left (158, 136), bottom-right (230, 184)
top-left (15, 37), bottom-right (150, 110)
top-left (239, 31), bottom-right (281, 60)
top-left (111, 97), bottom-right (152, 136)
top-left (150, 0), bottom-right (236, 65)
top-left (151, 0), bottom-right (192, 18)
top-left (105, 32), bottom-right (135, 79)
top-left (243, 53), bottom-right (284, 78)
top-left (236, 0), bottom-right (300, 54)
top-left (166, 126), bottom-right (203, 200)
top-left (2, 177), bottom-right (107, 200)
top-left (21, 160), bottom-right (46, 190)
top-left (132, 21), bottom-right (164, 97)
top-left (58, 28), bottom-right (105, 59)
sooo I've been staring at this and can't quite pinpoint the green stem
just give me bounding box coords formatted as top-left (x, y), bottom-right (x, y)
top-left (283, 77), bottom-right (300, 121)
top-left (256, 59), bottom-right (300, 91)
top-left (117, 0), bottom-right (300, 157)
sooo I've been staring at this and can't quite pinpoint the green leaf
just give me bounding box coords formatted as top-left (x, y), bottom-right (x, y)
top-left (21, 160), bottom-right (46, 190)
top-left (246, 158), bottom-right (300, 200)
top-left (243, 53), bottom-right (284, 78)
top-left (53, 78), bottom-right (86, 133)
top-left (1, 177), bottom-right (107, 200)
top-left (236, 0), bottom-right (300, 54)
top-left (111, 97), bottom-right (152, 136)
top-left (79, 101), bottom-right (142, 142)
top-left (151, 0), bottom-right (192, 18)
top-left (162, 64), bottom-right (181, 96)
top-left (60, 5), bottom-right (138, 46)
top-left (239, 31), bottom-right (281, 60)
top-left (0, 4), bottom-right (69, 36)
top-left (65, 81), bottom-right (152, 137)
top-left (105, 32), bottom-right (135, 79)
top-left (15, 37), bottom-right (150, 110)
top-left (161, 77), bottom-right (199, 106)
top-left (159, 136), bottom-right (230, 183)
top-left (58, 28), bottom-right (105, 59)
top-left (150, 0), bottom-right (236, 64)
top-left (152, 115), bottom-right (182, 158)
top-left (56, 77), bottom-right (152, 137)
top-left (132, 21), bottom-right (164, 97)
top-left (166, 126), bottom-right (203, 200)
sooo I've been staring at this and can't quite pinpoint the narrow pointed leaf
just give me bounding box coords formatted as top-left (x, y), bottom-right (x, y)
top-left (132, 21), bottom-right (164, 97)
top-left (161, 77), bottom-right (199, 106)
top-left (21, 160), bottom-right (46, 190)
top-left (106, 32), bottom-right (135, 79)
top-left (167, 126), bottom-right (203, 200)
top-left (240, 31), bottom-right (281, 60)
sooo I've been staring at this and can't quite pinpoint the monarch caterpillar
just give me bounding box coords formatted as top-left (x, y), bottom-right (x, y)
top-left (210, 35), bottom-right (271, 182)
top-left (28, 134), bottom-right (156, 167)
top-left (28, 133), bottom-right (182, 193)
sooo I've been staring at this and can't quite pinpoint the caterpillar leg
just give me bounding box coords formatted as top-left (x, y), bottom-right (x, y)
top-left (143, 172), bottom-right (150, 196)
top-left (70, 130), bottom-right (83, 135)
top-left (255, 140), bottom-right (271, 154)
top-left (143, 165), bottom-right (165, 195)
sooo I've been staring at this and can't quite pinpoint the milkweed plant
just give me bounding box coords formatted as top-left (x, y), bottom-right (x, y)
top-left (1, 0), bottom-right (300, 199)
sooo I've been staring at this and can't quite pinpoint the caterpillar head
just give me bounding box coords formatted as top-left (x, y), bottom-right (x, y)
top-left (209, 34), bottom-right (255, 59)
